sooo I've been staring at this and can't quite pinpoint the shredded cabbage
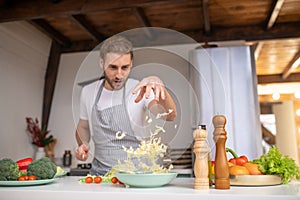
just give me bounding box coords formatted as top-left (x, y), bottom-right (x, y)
top-left (116, 131), bottom-right (126, 140)
top-left (112, 113), bottom-right (173, 174)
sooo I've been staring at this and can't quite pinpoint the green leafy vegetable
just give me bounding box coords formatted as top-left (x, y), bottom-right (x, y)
top-left (252, 146), bottom-right (300, 184)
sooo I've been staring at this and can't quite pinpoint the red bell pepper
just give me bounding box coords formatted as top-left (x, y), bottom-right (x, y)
top-left (16, 157), bottom-right (33, 171)
top-left (226, 148), bottom-right (248, 166)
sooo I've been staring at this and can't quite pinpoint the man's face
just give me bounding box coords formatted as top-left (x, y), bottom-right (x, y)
top-left (101, 52), bottom-right (132, 90)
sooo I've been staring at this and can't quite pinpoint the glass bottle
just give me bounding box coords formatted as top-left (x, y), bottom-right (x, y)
top-left (63, 150), bottom-right (72, 167)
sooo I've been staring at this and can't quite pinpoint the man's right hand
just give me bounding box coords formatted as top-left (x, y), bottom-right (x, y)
top-left (75, 144), bottom-right (89, 161)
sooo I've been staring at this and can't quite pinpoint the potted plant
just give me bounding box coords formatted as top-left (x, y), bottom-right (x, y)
top-left (25, 117), bottom-right (54, 159)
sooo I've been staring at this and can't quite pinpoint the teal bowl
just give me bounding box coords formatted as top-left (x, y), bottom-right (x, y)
top-left (114, 172), bottom-right (178, 188)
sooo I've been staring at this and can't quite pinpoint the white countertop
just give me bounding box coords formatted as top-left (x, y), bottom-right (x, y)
top-left (1, 176), bottom-right (300, 200)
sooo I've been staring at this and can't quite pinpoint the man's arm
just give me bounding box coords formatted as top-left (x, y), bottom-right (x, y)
top-left (75, 119), bottom-right (90, 161)
top-left (132, 76), bottom-right (177, 121)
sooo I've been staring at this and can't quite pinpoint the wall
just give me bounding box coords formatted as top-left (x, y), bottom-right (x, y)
top-left (0, 21), bottom-right (51, 160)
top-left (47, 52), bottom-right (98, 165)
top-left (0, 21), bottom-right (262, 167)
top-left (48, 44), bottom-right (200, 166)
top-left (49, 43), bottom-right (263, 167)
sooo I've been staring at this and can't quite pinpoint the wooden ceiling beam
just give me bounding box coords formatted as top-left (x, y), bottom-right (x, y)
top-left (132, 7), bottom-right (151, 27)
top-left (29, 19), bottom-right (71, 47)
top-left (42, 40), bottom-right (62, 129)
top-left (70, 14), bottom-right (105, 42)
top-left (282, 50), bottom-right (300, 79)
top-left (202, 0), bottom-right (211, 35)
top-left (254, 42), bottom-right (264, 61)
top-left (132, 7), bottom-right (153, 38)
top-left (61, 22), bottom-right (300, 53)
top-left (266, 0), bottom-right (285, 29)
top-left (0, 0), bottom-right (189, 22)
top-left (187, 22), bottom-right (300, 42)
top-left (257, 73), bottom-right (300, 84)
top-left (62, 40), bottom-right (100, 53)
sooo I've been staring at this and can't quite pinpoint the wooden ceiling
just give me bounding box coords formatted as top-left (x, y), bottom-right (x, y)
top-left (0, 0), bottom-right (299, 128)
top-left (0, 0), bottom-right (300, 84)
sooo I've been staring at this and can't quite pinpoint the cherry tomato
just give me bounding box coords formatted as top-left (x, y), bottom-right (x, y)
top-left (18, 175), bottom-right (30, 181)
top-left (93, 176), bottom-right (102, 184)
top-left (85, 176), bottom-right (93, 184)
top-left (28, 175), bottom-right (37, 181)
top-left (111, 177), bottom-right (118, 184)
top-left (18, 176), bottom-right (26, 181)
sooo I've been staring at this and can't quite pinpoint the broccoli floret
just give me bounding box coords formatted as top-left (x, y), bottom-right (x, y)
top-left (27, 157), bottom-right (57, 180)
top-left (0, 158), bottom-right (19, 181)
top-left (0, 175), bottom-right (7, 181)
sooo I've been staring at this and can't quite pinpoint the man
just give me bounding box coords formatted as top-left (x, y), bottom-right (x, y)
top-left (75, 35), bottom-right (177, 175)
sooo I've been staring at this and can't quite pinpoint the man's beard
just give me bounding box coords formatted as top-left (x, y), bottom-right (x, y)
top-left (103, 72), bottom-right (128, 90)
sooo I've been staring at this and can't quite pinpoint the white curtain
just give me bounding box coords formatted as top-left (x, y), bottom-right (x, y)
top-left (189, 46), bottom-right (263, 160)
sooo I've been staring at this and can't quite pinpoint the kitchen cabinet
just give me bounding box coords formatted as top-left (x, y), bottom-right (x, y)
top-left (1, 176), bottom-right (299, 200)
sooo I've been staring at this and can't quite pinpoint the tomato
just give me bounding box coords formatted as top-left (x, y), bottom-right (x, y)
top-left (85, 176), bottom-right (93, 184)
top-left (111, 177), bottom-right (118, 184)
top-left (18, 175), bottom-right (35, 181)
top-left (93, 176), bottom-right (102, 184)
top-left (18, 176), bottom-right (26, 181)
top-left (28, 175), bottom-right (37, 181)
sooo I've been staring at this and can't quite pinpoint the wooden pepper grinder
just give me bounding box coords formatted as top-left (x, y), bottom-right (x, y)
top-left (193, 125), bottom-right (210, 190)
top-left (213, 115), bottom-right (230, 189)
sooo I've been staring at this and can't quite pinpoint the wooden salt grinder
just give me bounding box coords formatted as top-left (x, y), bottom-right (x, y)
top-left (193, 125), bottom-right (210, 190)
top-left (213, 115), bottom-right (230, 189)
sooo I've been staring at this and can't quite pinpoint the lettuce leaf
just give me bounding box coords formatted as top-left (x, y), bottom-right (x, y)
top-left (252, 146), bottom-right (300, 184)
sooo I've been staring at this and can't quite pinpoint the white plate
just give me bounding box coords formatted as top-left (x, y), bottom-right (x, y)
top-left (0, 179), bottom-right (56, 186)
